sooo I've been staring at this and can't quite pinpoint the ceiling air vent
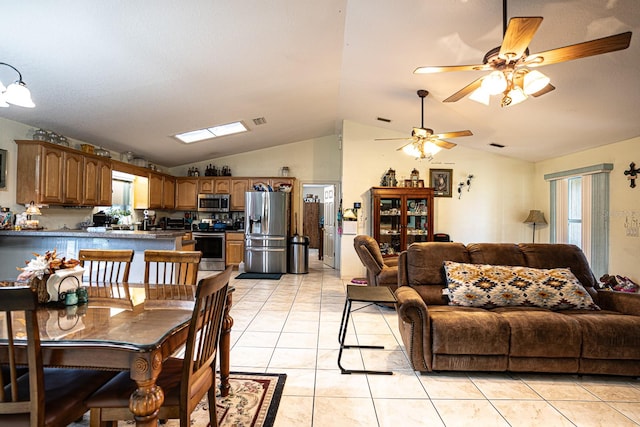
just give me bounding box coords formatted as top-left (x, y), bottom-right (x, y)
top-left (489, 143), bottom-right (505, 148)
top-left (253, 117), bottom-right (267, 126)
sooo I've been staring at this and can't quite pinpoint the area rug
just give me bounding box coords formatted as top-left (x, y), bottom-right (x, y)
top-left (235, 273), bottom-right (284, 280)
top-left (70, 372), bottom-right (287, 427)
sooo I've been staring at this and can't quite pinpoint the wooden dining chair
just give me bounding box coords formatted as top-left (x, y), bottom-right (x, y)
top-left (79, 249), bottom-right (134, 308)
top-left (0, 286), bottom-right (116, 427)
top-left (143, 250), bottom-right (202, 304)
top-left (86, 266), bottom-right (233, 427)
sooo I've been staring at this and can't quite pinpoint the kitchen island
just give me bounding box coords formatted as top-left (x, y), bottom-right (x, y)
top-left (0, 229), bottom-right (192, 283)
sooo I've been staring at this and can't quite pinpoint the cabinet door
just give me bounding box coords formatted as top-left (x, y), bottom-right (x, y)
top-left (175, 178), bottom-right (198, 210)
top-left (214, 178), bottom-right (230, 194)
top-left (230, 179), bottom-right (249, 211)
top-left (83, 157), bottom-right (100, 206)
top-left (373, 193), bottom-right (403, 255)
top-left (198, 178), bottom-right (215, 194)
top-left (163, 176), bottom-right (176, 209)
top-left (39, 146), bottom-right (64, 204)
top-left (148, 173), bottom-right (164, 209)
top-left (97, 160), bottom-right (112, 206)
top-left (225, 233), bottom-right (245, 266)
top-left (63, 151), bottom-right (84, 205)
top-left (405, 195), bottom-right (431, 247)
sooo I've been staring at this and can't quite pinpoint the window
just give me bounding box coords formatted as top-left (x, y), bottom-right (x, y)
top-left (545, 164), bottom-right (612, 278)
top-left (567, 177), bottom-right (582, 247)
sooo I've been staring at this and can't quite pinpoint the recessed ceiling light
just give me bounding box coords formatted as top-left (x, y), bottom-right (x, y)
top-left (175, 121), bottom-right (248, 143)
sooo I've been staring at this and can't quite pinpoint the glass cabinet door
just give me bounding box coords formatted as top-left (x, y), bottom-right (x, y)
top-left (377, 196), bottom-right (402, 255)
top-left (406, 196), bottom-right (429, 246)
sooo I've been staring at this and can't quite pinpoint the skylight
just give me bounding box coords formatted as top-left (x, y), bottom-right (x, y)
top-left (175, 121), bottom-right (248, 143)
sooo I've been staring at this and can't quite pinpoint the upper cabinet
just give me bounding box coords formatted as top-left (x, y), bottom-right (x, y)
top-left (230, 179), bottom-right (249, 211)
top-left (83, 156), bottom-right (112, 206)
top-left (15, 140), bottom-right (109, 206)
top-left (198, 177), bottom-right (231, 194)
top-left (175, 178), bottom-right (198, 210)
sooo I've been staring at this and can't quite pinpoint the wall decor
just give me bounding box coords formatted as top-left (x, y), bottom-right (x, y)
top-left (0, 149), bottom-right (7, 189)
top-left (624, 162), bottom-right (639, 188)
top-left (430, 168), bottom-right (452, 197)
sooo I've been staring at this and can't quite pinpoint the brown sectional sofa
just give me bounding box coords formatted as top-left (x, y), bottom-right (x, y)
top-left (395, 242), bottom-right (640, 376)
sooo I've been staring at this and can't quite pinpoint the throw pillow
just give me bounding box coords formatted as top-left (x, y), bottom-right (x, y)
top-left (443, 261), bottom-right (600, 311)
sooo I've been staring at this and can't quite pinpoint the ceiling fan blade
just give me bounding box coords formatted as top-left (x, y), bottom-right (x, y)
top-left (431, 139), bottom-right (457, 149)
top-left (396, 141), bottom-right (414, 151)
top-left (525, 31), bottom-right (632, 67)
top-left (499, 17), bottom-right (543, 61)
top-left (432, 130), bottom-right (473, 139)
top-left (443, 78), bottom-right (483, 102)
top-left (414, 64), bottom-right (490, 74)
top-left (530, 83), bottom-right (555, 97)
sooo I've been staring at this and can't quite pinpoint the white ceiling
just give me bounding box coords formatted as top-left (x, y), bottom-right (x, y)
top-left (1, 0), bottom-right (638, 167)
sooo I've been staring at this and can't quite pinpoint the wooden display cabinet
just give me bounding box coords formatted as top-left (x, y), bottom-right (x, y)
top-left (370, 186), bottom-right (434, 256)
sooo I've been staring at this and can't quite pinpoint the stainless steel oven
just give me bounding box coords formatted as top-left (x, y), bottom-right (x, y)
top-left (197, 194), bottom-right (230, 213)
top-left (193, 231), bottom-right (226, 270)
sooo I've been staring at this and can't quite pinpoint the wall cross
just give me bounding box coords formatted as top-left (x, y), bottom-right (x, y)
top-left (624, 162), bottom-right (640, 188)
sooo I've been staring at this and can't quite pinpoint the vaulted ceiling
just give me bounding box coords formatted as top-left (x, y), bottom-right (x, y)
top-left (1, 0), bottom-right (638, 167)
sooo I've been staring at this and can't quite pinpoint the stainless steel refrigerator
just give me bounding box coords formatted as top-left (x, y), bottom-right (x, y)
top-left (244, 191), bottom-right (290, 273)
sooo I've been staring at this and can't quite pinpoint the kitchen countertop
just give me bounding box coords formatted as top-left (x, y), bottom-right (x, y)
top-left (0, 229), bottom-right (188, 239)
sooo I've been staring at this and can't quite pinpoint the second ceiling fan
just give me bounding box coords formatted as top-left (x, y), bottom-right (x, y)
top-left (414, 0), bottom-right (632, 107)
top-left (375, 90), bottom-right (472, 160)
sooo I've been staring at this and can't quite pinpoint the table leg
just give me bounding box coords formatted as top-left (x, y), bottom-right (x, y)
top-left (220, 290), bottom-right (233, 397)
top-left (129, 352), bottom-right (164, 426)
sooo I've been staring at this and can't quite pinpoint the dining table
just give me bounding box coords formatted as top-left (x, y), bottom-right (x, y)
top-left (0, 283), bottom-right (234, 427)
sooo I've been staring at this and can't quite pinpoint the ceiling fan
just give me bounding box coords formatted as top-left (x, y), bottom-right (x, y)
top-left (375, 89), bottom-right (472, 159)
top-left (414, 0), bottom-right (632, 107)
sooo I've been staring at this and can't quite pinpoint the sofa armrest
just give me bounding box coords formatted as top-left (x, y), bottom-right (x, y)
top-left (596, 290), bottom-right (640, 316)
top-left (384, 256), bottom-right (399, 268)
top-left (395, 285), bottom-right (431, 371)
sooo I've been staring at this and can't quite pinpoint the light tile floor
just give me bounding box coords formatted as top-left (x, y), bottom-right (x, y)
top-left (222, 251), bottom-right (640, 427)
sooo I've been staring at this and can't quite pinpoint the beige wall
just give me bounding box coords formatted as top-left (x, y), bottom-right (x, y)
top-left (534, 137), bottom-right (640, 281)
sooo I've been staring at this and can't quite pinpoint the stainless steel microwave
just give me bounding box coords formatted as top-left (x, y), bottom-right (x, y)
top-left (197, 194), bottom-right (230, 213)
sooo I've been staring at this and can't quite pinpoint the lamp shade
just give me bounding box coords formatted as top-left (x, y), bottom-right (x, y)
top-left (4, 81), bottom-right (35, 108)
top-left (523, 210), bottom-right (547, 225)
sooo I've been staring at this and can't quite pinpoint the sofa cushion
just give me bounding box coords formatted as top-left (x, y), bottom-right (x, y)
top-left (444, 261), bottom-right (600, 311)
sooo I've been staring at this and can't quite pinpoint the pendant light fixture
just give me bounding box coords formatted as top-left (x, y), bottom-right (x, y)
top-left (0, 62), bottom-right (35, 108)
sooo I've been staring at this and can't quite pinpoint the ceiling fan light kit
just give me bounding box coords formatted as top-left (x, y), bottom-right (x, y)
top-left (375, 90), bottom-right (472, 160)
top-left (0, 62), bottom-right (35, 108)
top-left (413, 0), bottom-right (632, 108)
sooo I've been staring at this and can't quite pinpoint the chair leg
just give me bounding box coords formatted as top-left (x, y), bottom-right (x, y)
top-left (208, 385), bottom-right (218, 427)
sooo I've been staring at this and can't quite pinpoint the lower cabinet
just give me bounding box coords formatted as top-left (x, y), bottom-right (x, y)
top-left (225, 232), bottom-right (245, 267)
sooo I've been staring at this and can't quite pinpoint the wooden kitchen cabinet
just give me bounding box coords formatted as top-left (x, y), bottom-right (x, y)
top-left (83, 157), bottom-right (112, 206)
top-left (199, 177), bottom-right (230, 194)
top-left (175, 178), bottom-right (198, 210)
top-left (370, 186), bottom-right (434, 256)
top-left (148, 172), bottom-right (164, 209)
top-left (163, 176), bottom-right (175, 209)
top-left (15, 140), bottom-right (97, 206)
top-left (225, 231), bottom-right (245, 268)
top-left (230, 179), bottom-right (249, 211)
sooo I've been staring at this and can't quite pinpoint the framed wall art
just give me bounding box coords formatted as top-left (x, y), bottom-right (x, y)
top-left (429, 168), bottom-right (452, 197)
top-left (0, 149), bottom-right (7, 189)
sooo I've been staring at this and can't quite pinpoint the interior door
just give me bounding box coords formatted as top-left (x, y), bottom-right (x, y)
top-left (323, 185), bottom-right (335, 268)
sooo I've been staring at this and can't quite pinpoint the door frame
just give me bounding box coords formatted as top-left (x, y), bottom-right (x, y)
top-left (299, 180), bottom-right (340, 269)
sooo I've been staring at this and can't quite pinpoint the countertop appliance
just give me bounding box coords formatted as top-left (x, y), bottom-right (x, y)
top-left (164, 217), bottom-right (188, 230)
top-left (244, 191), bottom-right (289, 273)
top-left (92, 211), bottom-right (112, 227)
top-left (197, 194), bottom-right (230, 213)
